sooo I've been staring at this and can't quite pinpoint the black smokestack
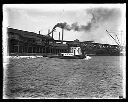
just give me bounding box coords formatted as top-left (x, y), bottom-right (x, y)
top-left (62, 28), bottom-right (64, 44)
top-left (52, 31), bottom-right (53, 38)
top-left (48, 29), bottom-right (50, 36)
top-left (39, 31), bottom-right (40, 34)
top-left (59, 32), bottom-right (60, 40)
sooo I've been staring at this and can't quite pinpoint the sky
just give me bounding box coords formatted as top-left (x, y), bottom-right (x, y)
top-left (4, 4), bottom-right (126, 45)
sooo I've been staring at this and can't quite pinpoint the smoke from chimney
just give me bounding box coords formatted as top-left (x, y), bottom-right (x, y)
top-left (52, 8), bottom-right (121, 33)
top-left (53, 22), bottom-right (71, 31)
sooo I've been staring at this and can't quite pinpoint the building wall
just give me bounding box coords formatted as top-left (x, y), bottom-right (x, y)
top-left (80, 42), bottom-right (121, 55)
top-left (8, 28), bottom-right (121, 56)
top-left (8, 28), bottom-right (69, 55)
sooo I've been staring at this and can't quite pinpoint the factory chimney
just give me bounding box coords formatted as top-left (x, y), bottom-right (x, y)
top-left (52, 31), bottom-right (53, 38)
top-left (62, 28), bottom-right (64, 44)
top-left (48, 29), bottom-right (50, 35)
top-left (39, 31), bottom-right (40, 34)
top-left (59, 32), bottom-right (60, 40)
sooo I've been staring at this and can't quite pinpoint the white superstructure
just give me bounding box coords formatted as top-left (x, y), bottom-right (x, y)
top-left (61, 46), bottom-right (82, 56)
top-left (70, 47), bottom-right (82, 55)
top-left (61, 53), bottom-right (74, 56)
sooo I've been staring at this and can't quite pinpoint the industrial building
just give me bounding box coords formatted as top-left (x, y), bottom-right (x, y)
top-left (7, 27), bottom-right (122, 56)
top-left (7, 28), bottom-right (68, 56)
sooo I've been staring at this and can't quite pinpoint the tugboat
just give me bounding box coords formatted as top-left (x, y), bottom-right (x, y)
top-left (58, 46), bottom-right (85, 59)
top-left (49, 39), bottom-right (91, 59)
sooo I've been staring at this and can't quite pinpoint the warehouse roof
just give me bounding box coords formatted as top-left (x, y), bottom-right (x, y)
top-left (8, 27), bottom-right (54, 40)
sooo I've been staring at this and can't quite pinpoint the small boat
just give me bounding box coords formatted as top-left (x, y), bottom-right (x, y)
top-left (48, 39), bottom-right (92, 59)
top-left (49, 46), bottom-right (90, 59)
top-left (49, 54), bottom-right (85, 59)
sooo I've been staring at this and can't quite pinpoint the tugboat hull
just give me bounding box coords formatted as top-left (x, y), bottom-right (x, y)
top-left (59, 55), bottom-right (85, 59)
top-left (49, 55), bottom-right (85, 59)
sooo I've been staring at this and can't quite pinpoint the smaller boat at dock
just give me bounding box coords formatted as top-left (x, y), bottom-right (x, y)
top-left (48, 39), bottom-right (91, 59)
top-left (49, 46), bottom-right (90, 59)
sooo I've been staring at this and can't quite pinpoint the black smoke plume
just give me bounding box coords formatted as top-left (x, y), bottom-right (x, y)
top-left (52, 22), bottom-right (92, 32)
top-left (53, 22), bottom-right (71, 31)
top-left (52, 8), bottom-right (121, 32)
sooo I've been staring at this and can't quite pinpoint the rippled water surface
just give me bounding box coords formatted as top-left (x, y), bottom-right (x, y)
top-left (4, 56), bottom-right (125, 99)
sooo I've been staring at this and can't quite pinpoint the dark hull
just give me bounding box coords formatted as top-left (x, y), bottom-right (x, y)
top-left (49, 55), bottom-right (85, 59)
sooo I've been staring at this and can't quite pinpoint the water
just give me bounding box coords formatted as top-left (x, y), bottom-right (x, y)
top-left (4, 56), bottom-right (125, 99)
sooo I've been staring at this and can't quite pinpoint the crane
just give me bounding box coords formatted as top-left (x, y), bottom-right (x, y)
top-left (106, 30), bottom-right (126, 55)
top-left (106, 30), bottom-right (120, 46)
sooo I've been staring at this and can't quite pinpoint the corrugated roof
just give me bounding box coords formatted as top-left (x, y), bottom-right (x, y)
top-left (8, 28), bottom-right (54, 40)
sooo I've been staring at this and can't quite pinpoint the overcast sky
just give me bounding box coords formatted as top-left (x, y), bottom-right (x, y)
top-left (4, 4), bottom-right (126, 45)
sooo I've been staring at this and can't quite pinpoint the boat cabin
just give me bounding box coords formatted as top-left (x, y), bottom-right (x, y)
top-left (61, 46), bottom-right (82, 56)
top-left (70, 47), bottom-right (82, 55)
top-left (60, 39), bottom-right (83, 57)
